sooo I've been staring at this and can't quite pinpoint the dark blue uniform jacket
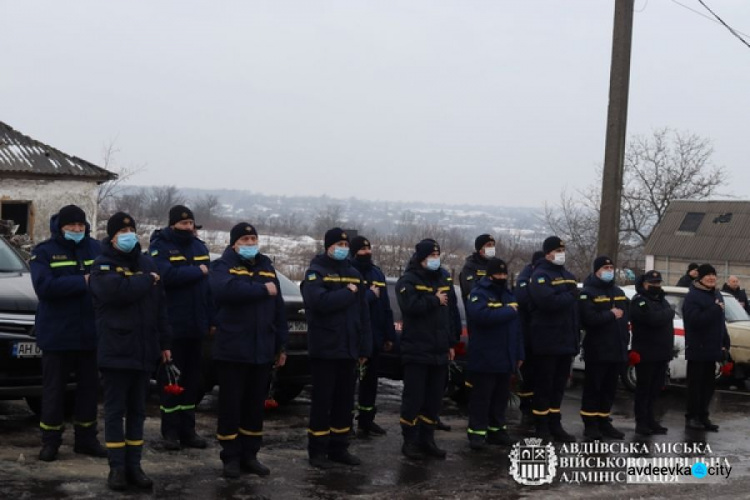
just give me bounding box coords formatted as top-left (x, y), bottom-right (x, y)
top-left (514, 261), bottom-right (537, 355)
top-left (30, 215), bottom-right (101, 351)
top-left (682, 283), bottom-right (730, 362)
top-left (459, 252), bottom-right (489, 302)
top-left (466, 277), bottom-right (524, 373)
top-left (301, 254), bottom-right (372, 360)
top-left (579, 274), bottom-right (629, 363)
top-left (396, 258), bottom-right (460, 365)
top-left (351, 258), bottom-right (396, 353)
top-left (630, 276), bottom-right (676, 362)
top-left (89, 239), bottom-right (171, 372)
top-left (149, 227), bottom-right (212, 339)
top-left (210, 247), bottom-right (288, 364)
top-left (528, 259), bottom-right (579, 356)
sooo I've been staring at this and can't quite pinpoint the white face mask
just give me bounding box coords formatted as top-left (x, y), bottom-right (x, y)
top-left (553, 252), bottom-right (566, 266)
top-left (484, 247), bottom-right (496, 258)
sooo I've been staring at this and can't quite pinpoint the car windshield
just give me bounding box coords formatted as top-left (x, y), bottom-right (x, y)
top-left (723, 295), bottom-right (750, 322)
top-left (0, 237), bottom-right (26, 272)
top-left (277, 271), bottom-right (301, 298)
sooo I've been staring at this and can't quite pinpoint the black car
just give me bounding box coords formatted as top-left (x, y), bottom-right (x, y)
top-left (0, 236), bottom-right (75, 414)
top-left (378, 277), bottom-right (469, 401)
top-left (200, 265), bottom-right (311, 404)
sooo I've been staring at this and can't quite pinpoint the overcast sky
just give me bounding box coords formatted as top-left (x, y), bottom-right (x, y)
top-left (1, 1), bottom-right (748, 207)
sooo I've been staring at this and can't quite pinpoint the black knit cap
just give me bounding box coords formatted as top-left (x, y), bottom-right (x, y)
top-left (487, 258), bottom-right (508, 276)
top-left (543, 236), bottom-right (565, 255)
top-left (688, 262), bottom-right (699, 272)
top-left (169, 205), bottom-right (195, 226)
top-left (593, 255), bottom-right (613, 272)
top-left (474, 234), bottom-right (495, 252)
top-left (106, 212), bottom-right (136, 238)
top-left (57, 205), bottom-right (86, 227)
top-left (415, 239), bottom-right (440, 262)
top-left (230, 222), bottom-right (258, 246)
top-left (697, 263), bottom-right (717, 279)
top-left (531, 251), bottom-right (545, 264)
top-left (644, 270), bottom-right (663, 283)
top-left (350, 235), bottom-right (371, 254)
top-left (324, 227), bottom-right (349, 249)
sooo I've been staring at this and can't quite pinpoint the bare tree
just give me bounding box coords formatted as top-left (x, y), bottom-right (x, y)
top-left (96, 141), bottom-right (146, 216)
top-left (145, 186), bottom-right (185, 222)
top-left (621, 128), bottom-right (725, 244)
top-left (543, 189), bottom-right (600, 279)
top-left (313, 204), bottom-right (344, 236)
top-left (192, 194), bottom-right (221, 228)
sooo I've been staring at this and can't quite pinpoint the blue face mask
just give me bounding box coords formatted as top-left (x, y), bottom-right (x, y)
top-left (425, 257), bottom-right (441, 271)
top-left (600, 270), bottom-right (615, 282)
top-left (331, 246), bottom-right (349, 261)
top-left (237, 245), bottom-right (259, 260)
top-left (116, 232), bottom-right (138, 253)
top-left (64, 230), bottom-right (85, 244)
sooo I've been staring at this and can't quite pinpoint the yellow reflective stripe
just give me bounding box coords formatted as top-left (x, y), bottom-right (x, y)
top-left (488, 426), bottom-right (503, 432)
top-left (613, 296), bottom-right (627, 301)
top-left (593, 297), bottom-right (610, 303)
top-left (180, 404), bottom-right (195, 411)
top-left (415, 285), bottom-right (434, 292)
top-left (169, 256), bottom-right (187, 262)
top-left (517, 392), bottom-right (534, 397)
top-left (580, 411), bottom-right (599, 417)
top-left (551, 279), bottom-right (577, 285)
top-left (467, 428), bottom-right (487, 436)
top-left (323, 276), bottom-right (361, 284)
top-left (476, 270), bottom-right (487, 276)
top-left (437, 286), bottom-right (451, 292)
top-left (598, 412), bottom-right (611, 417)
top-left (193, 255), bottom-right (210, 261)
top-left (464, 381), bottom-right (474, 388)
top-left (217, 433), bottom-right (238, 441)
top-left (115, 266), bottom-right (134, 276)
top-left (532, 409), bottom-right (550, 416)
top-left (371, 281), bottom-right (386, 287)
top-left (239, 428), bottom-right (263, 437)
top-left (50, 261), bottom-right (77, 268)
top-left (229, 268), bottom-right (252, 276)
top-left (330, 427), bottom-right (351, 434)
top-left (160, 404), bottom-right (195, 413)
top-left (258, 271), bottom-right (276, 279)
top-left (548, 408), bottom-right (561, 414)
top-left (418, 415), bottom-right (436, 425)
top-left (507, 302), bottom-right (518, 307)
top-left (307, 429), bottom-right (330, 437)
top-left (39, 422), bottom-right (63, 431)
top-left (74, 420), bottom-right (96, 428)
top-left (83, 259), bottom-right (94, 266)
top-left (341, 277), bottom-right (360, 284)
top-left (106, 442), bottom-right (126, 449)
top-left (125, 439), bottom-right (144, 446)
top-left (399, 417), bottom-right (417, 426)
top-left (487, 302), bottom-right (503, 308)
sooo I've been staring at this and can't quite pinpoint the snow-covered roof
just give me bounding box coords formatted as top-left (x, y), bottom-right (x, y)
top-left (0, 121), bottom-right (116, 182)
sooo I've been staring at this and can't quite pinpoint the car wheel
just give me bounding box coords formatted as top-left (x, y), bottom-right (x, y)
top-left (621, 365), bottom-right (637, 392)
top-left (272, 383), bottom-right (305, 405)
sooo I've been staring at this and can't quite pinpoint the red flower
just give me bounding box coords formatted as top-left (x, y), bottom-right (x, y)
top-left (628, 351), bottom-right (641, 366)
top-left (163, 383), bottom-right (185, 395)
top-left (264, 398), bottom-right (279, 410)
top-left (720, 361), bottom-right (734, 377)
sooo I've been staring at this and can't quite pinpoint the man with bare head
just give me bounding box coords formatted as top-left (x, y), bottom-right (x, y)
top-left (722, 275), bottom-right (750, 314)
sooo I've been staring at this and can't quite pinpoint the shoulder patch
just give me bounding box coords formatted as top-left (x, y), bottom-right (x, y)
top-left (639, 301), bottom-right (646, 307)
top-left (99, 264), bottom-right (111, 271)
top-left (400, 287), bottom-right (407, 293)
top-left (579, 294), bottom-right (587, 300)
top-left (467, 275), bottom-right (474, 281)
top-left (306, 273), bottom-right (317, 281)
top-left (519, 282), bottom-right (527, 287)
top-left (537, 277), bottom-right (546, 284)
top-left (446, 277), bottom-right (453, 282)
top-left (470, 296), bottom-right (478, 302)
top-left (150, 250), bottom-right (159, 256)
top-left (30, 254), bottom-right (37, 261)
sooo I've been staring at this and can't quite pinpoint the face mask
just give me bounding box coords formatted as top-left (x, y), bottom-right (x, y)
top-left (355, 254), bottom-right (372, 265)
top-left (237, 245), bottom-right (259, 260)
top-left (553, 252), bottom-right (566, 266)
top-left (491, 278), bottom-right (507, 289)
top-left (116, 232), bottom-right (138, 253)
top-left (425, 257), bottom-right (441, 271)
top-left (173, 228), bottom-right (193, 239)
top-left (331, 246), bottom-right (349, 261)
top-left (484, 247), bottom-right (496, 258)
top-left (600, 270), bottom-right (615, 282)
top-left (64, 230), bottom-right (85, 244)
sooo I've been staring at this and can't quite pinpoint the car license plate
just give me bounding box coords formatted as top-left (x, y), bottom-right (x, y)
top-left (287, 321), bottom-right (307, 332)
top-left (12, 341), bottom-right (42, 358)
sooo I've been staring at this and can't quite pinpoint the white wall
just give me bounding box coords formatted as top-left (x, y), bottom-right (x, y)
top-left (0, 178), bottom-right (99, 241)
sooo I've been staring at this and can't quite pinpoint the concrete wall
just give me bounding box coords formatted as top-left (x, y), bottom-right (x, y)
top-left (0, 178), bottom-right (99, 242)
top-left (649, 255), bottom-right (750, 287)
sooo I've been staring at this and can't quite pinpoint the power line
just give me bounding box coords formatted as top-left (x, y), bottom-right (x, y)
top-left (669, 0), bottom-right (750, 40)
top-left (692, 0), bottom-right (750, 49)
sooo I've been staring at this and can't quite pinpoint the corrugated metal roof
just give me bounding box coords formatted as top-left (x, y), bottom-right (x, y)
top-left (645, 200), bottom-right (750, 262)
top-left (0, 121), bottom-right (116, 182)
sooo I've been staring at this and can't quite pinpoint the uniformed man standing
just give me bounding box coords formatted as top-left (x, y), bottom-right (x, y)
top-left (683, 264), bottom-right (730, 432)
top-left (459, 234), bottom-right (496, 303)
top-left (149, 205), bottom-right (211, 450)
top-left (30, 205), bottom-right (107, 462)
top-left (630, 270), bottom-right (675, 436)
top-left (514, 250), bottom-right (544, 428)
top-left (90, 212), bottom-right (172, 491)
top-left (465, 258), bottom-right (523, 449)
top-left (578, 256), bottom-right (629, 440)
top-left (302, 228), bottom-right (372, 468)
top-left (210, 223), bottom-right (288, 478)
top-left (349, 235), bottom-right (396, 437)
top-left (397, 239), bottom-right (459, 459)
top-left (528, 236), bottom-right (577, 442)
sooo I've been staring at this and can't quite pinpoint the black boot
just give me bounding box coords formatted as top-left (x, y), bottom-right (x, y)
top-left (685, 417), bottom-right (705, 430)
top-left (162, 436), bottom-right (181, 451)
top-left (648, 421), bottom-right (668, 435)
top-left (74, 440), bottom-right (108, 458)
top-left (534, 414), bottom-right (551, 440)
top-left (329, 450), bottom-right (361, 465)
top-left (241, 457), bottom-right (271, 476)
top-left (701, 418), bottom-right (719, 432)
top-left (635, 423), bottom-right (654, 436)
top-left (582, 416), bottom-right (602, 441)
top-left (39, 444), bottom-right (59, 462)
top-left (598, 417), bottom-right (625, 440)
top-left (487, 427), bottom-right (514, 446)
top-left (126, 467), bottom-right (153, 489)
top-left (419, 424), bottom-right (446, 459)
top-left (108, 467), bottom-right (128, 491)
top-left (468, 433), bottom-right (487, 450)
top-left (549, 414), bottom-right (576, 443)
top-left (181, 432), bottom-right (208, 449)
top-left (223, 460), bottom-right (241, 478)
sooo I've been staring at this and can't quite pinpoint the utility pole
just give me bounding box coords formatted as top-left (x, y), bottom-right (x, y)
top-left (597, 0), bottom-right (634, 261)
